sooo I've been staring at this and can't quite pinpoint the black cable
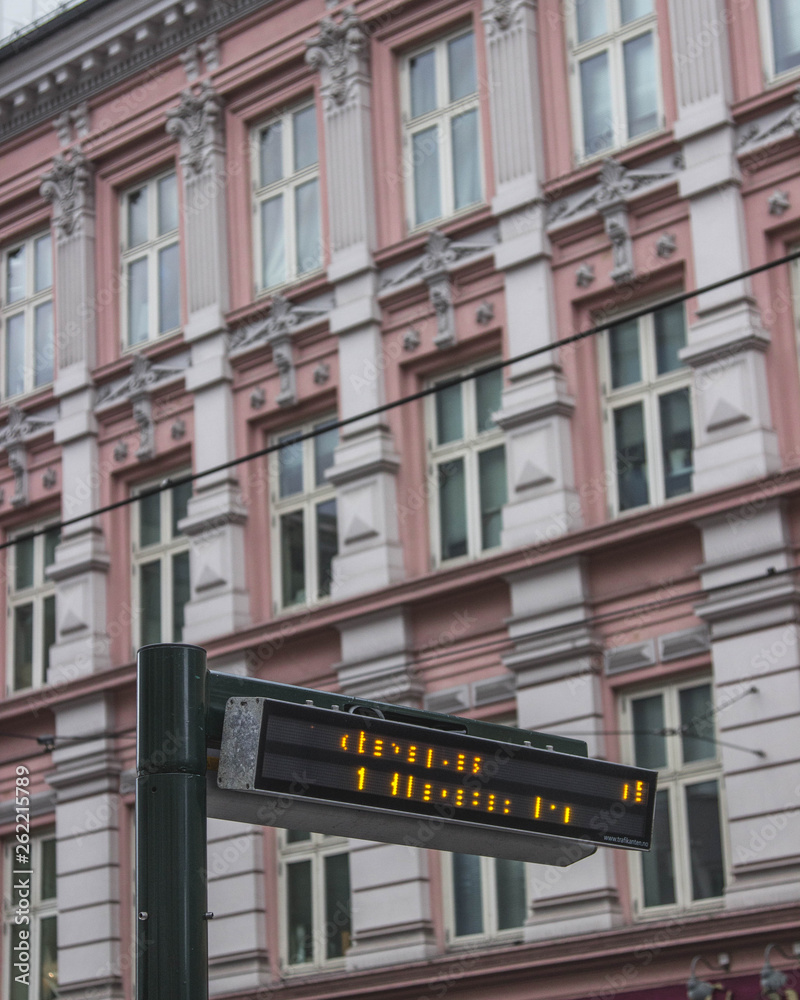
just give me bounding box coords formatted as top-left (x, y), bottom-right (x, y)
top-left (2, 246), bottom-right (800, 553)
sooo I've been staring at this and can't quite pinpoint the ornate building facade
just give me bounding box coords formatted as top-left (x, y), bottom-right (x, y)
top-left (1, 0), bottom-right (800, 998)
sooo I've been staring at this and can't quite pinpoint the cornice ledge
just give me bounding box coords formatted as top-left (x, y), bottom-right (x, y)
top-left (0, 0), bottom-right (272, 145)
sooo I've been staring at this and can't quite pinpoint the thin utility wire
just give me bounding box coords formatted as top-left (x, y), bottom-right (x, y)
top-left (2, 246), bottom-right (800, 553)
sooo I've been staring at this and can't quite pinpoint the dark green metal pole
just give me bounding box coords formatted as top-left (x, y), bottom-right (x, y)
top-left (136, 643), bottom-right (208, 1000)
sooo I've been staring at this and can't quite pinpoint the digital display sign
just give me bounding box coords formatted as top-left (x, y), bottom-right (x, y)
top-left (240, 699), bottom-right (657, 850)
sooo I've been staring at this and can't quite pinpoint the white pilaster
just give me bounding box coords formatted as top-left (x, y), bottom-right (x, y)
top-left (504, 558), bottom-right (622, 939)
top-left (206, 819), bottom-right (270, 995)
top-left (670, 0), bottom-right (779, 492)
top-left (166, 85), bottom-right (251, 643)
top-left (695, 503), bottom-right (800, 910)
top-left (483, 0), bottom-right (581, 550)
top-left (48, 696), bottom-right (123, 1000)
top-left (307, 8), bottom-right (405, 597)
top-left (335, 609), bottom-right (436, 969)
top-left (41, 147), bottom-right (112, 684)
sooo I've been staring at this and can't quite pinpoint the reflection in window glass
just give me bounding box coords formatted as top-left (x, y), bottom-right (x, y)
top-left (261, 196), bottom-right (286, 289)
top-left (576, 0), bottom-right (607, 43)
top-left (287, 860), bottom-right (313, 964)
top-left (453, 854), bottom-right (483, 936)
top-left (439, 458), bottom-right (468, 560)
top-left (641, 788), bottom-right (676, 907)
top-left (679, 684), bottom-right (715, 763)
top-left (771, 0), bottom-right (800, 75)
top-left (413, 127), bottom-right (441, 225)
top-left (479, 445), bottom-right (506, 550)
top-left (323, 853), bottom-right (351, 959)
top-left (614, 402), bottom-right (649, 510)
top-left (580, 51), bottom-right (613, 154)
top-left (436, 381), bottom-right (463, 444)
top-left (261, 121), bottom-right (283, 186)
top-left (495, 858), bottom-right (527, 930)
top-left (610, 319), bottom-right (641, 388)
top-left (448, 32), bottom-right (476, 101)
top-left (660, 388), bottom-right (693, 499)
top-left (632, 694), bottom-right (666, 769)
top-left (623, 32), bottom-right (658, 138)
top-left (410, 48), bottom-right (437, 118)
top-left (293, 105), bottom-right (318, 172)
top-left (685, 781), bottom-right (724, 900)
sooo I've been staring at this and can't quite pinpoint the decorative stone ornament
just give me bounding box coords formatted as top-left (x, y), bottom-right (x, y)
top-left (575, 263), bottom-right (595, 288)
top-left (605, 214), bottom-right (634, 285)
top-left (403, 328), bottom-right (421, 352)
top-left (96, 353), bottom-right (184, 460)
top-left (0, 407), bottom-right (55, 507)
top-left (313, 362), bottom-right (331, 385)
top-left (42, 467), bottom-right (57, 489)
top-left (768, 190), bottom-right (791, 216)
top-left (482, 0), bottom-right (528, 37)
top-left (656, 232), bottom-right (677, 257)
top-left (305, 5), bottom-right (369, 110)
top-left (40, 147), bottom-right (94, 239)
top-left (165, 80), bottom-right (224, 177)
top-left (249, 386), bottom-right (266, 410)
top-left (54, 101), bottom-right (90, 147)
top-left (476, 301), bottom-right (495, 325)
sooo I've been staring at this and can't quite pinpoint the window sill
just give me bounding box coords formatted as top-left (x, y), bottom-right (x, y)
top-left (632, 896), bottom-right (725, 922)
top-left (574, 125), bottom-right (668, 172)
top-left (256, 267), bottom-right (326, 302)
top-left (121, 327), bottom-right (184, 356)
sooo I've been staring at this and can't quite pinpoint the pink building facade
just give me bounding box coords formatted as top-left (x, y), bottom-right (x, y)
top-left (0, 0), bottom-right (799, 998)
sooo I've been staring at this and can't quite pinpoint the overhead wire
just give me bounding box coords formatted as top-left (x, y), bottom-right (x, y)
top-left (0, 250), bottom-right (798, 770)
top-left (2, 246), bottom-right (800, 552)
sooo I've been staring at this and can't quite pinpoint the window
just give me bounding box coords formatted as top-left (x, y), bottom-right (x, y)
top-left (278, 831), bottom-right (351, 971)
top-left (1, 232), bottom-right (54, 399)
top-left (271, 420), bottom-right (338, 610)
top-left (131, 477), bottom-right (191, 646)
top-left (428, 364), bottom-right (506, 564)
top-left (254, 103), bottom-right (322, 291)
top-left (6, 525), bottom-right (58, 693)
top-left (601, 301), bottom-right (693, 514)
top-left (445, 853), bottom-right (527, 942)
top-left (569, 0), bottom-right (660, 158)
top-left (121, 172), bottom-right (180, 345)
top-left (3, 828), bottom-right (58, 1000)
top-left (621, 680), bottom-right (726, 914)
top-left (762, 0), bottom-right (800, 78)
top-left (401, 28), bottom-right (482, 228)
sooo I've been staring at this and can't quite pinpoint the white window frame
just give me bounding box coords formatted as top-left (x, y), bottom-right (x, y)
top-left (620, 678), bottom-right (728, 918)
top-left (131, 474), bottom-right (192, 649)
top-left (120, 170), bottom-right (181, 348)
top-left (426, 361), bottom-right (506, 567)
top-left (277, 831), bottom-right (351, 972)
top-left (2, 827), bottom-right (58, 1000)
top-left (599, 303), bottom-right (694, 516)
top-left (252, 101), bottom-right (322, 295)
top-left (758, 0), bottom-right (800, 82)
top-left (400, 26), bottom-right (484, 230)
top-left (0, 230), bottom-right (54, 400)
top-left (443, 852), bottom-right (528, 945)
top-left (567, 0), bottom-right (662, 161)
top-left (270, 418), bottom-right (338, 613)
top-left (5, 524), bottom-right (58, 694)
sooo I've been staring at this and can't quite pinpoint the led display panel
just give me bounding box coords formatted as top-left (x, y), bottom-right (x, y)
top-left (248, 699), bottom-right (657, 850)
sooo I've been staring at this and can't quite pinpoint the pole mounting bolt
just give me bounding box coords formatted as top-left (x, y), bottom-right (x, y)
top-left (138, 912), bottom-right (148, 921)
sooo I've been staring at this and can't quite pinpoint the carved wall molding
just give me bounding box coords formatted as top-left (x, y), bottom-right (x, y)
top-left (481, 0), bottom-right (530, 38)
top-left (165, 80), bottom-right (224, 177)
top-left (229, 294), bottom-right (329, 353)
top-left (768, 190), bottom-right (791, 216)
top-left (180, 33), bottom-right (220, 81)
top-left (546, 156), bottom-right (679, 226)
top-left (0, 406), bottom-right (56, 507)
top-left (54, 101), bottom-right (90, 147)
top-left (305, 5), bottom-right (369, 111)
top-left (379, 229), bottom-right (494, 290)
top-left (96, 353), bottom-right (185, 461)
top-left (575, 263), bottom-right (595, 288)
top-left (40, 147), bottom-right (94, 239)
top-left (737, 85), bottom-right (800, 151)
